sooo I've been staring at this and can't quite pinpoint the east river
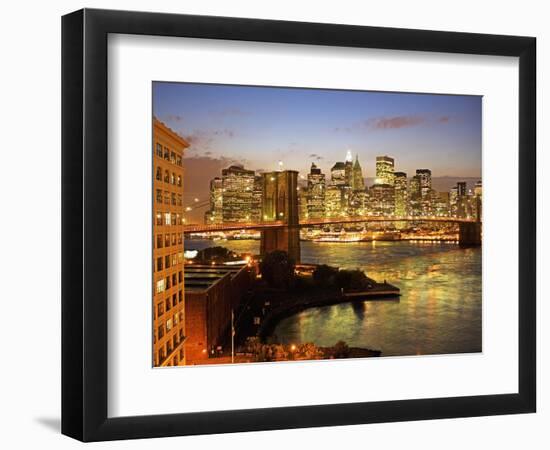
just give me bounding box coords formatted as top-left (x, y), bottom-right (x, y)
top-left (186, 239), bottom-right (482, 357)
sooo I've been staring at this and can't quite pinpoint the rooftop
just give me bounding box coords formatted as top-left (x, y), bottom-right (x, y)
top-left (184, 263), bottom-right (247, 293)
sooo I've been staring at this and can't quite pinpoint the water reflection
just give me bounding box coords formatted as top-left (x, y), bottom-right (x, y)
top-left (186, 239), bottom-right (482, 357)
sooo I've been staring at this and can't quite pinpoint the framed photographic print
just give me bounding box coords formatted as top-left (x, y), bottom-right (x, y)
top-left (62, 8), bottom-right (536, 442)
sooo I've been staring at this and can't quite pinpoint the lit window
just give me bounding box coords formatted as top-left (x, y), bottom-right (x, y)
top-left (164, 213), bottom-right (171, 226)
top-left (166, 318), bottom-right (173, 331)
top-left (156, 279), bottom-right (165, 294)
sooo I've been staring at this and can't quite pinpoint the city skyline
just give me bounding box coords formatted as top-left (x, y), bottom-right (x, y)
top-left (153, 82), bottom-right (481, 222)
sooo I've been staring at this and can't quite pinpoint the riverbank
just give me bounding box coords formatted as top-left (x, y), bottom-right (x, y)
top-left (258, 281), bottom-right (400, 340)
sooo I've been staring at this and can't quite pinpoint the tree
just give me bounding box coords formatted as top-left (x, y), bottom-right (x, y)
top-left (335, 269), bottom-right (369, 290)
top-left (312, 264), bottom-right (338, 288)
top-left (195, 246), bottom-right (238, 263)
top-left (260, 250), bottom-right (295, 290)
top-left (331, 340), bottom-right (350, 358)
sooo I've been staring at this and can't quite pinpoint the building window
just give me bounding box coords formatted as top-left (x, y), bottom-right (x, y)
top-left (159, 348), bottom-right (165, 362)
top-left (172, 294), bottom-right (177, 308)
top-left (176, 156), bottom-right (182, 167)
top-left (163, 147), bottom-right (170, 160)
top-left (156, 166), bottom-right (162, 180)
top-left (156, 143), bottom-right (163, 157)
top-left (158, 324), bottom-right (164, 339)
top-left (156, 234), bottom-right (163, 249)
top-left (165, 298), bottom-right (171, 312)
top-left (156, 189), bottom-right (162, 203)
top-left (156, 257), bottom-right (163, 272)
top-left (164, 213), bottom-right (171, 226)
top-left (165, 255), bottom-right (171, 269)
top-left (164, 170), bottom-right (169, 183)
top-left (172, 254), bottom-right (177, 267)
top-left (171, 172), bottom-right (176, 185)
top-left (170, 152), bottom-right (176, 164)
top-left (166, 276), bottom-right (171, 290)
top-left (178, 271), bottom-right (183, 283)
top-left (177, 175), bottom-right (182, 186)
top-left (178, 233), bottom-right (183, 245)
top-left (178, 290), bottom-right (183, 303)
top-left (172, 273), bottom-right (177, 287)
top-left (164, 191), bottom-right (170, 204)
top-left (166, 318), bottom-right (173, 331)
top-left (171, 234), bottom-right (177, 245)
top-left (156, 213), bottom-right (163, 226)
top-left (156, 279), bottom-right (165, 294)
top-left (165, 234), bottom-right (170, 247)
top-left (157, 302), bottom-right (164, 317)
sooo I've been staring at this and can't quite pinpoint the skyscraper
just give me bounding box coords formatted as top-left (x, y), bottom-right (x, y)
top-left (394, 171), bottom-right (408, 217)
top-left (351, 154), bottom-right (365, 191)
top-left (369, 183), bottom-right (395, 216)
top-left (307, 162), bottom-right (325, 219)
top-left (375, 155), bottom-right (395, 186)
top-left (221, 165), bottom-right (256, 222)
top-left (409, 175), bottom-right (421, 216)
top-left (416, 169), bottom-right (432, 215)
top-left (205, 177), bottom-right (223, 224)
top-left (153, 118), bottom-right (189, 367)
top-left (344, 149), bottom-right (353, 186)
top-left (330, 161), bottom-right (347, 186)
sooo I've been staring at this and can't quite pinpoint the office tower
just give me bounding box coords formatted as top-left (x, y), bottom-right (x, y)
top-left (409, 175), bottom-right (421, 216)
top-left (344, 149), bottom-right (353, 186)
top-left (394, 171), bottom-right (408, 217)
top-left (375, 155), bottom-right (395, 186)
top-left (325, 185), bottom-right (346, 217)
top-left (369, 183), bottom-right (395, 216)
top-left (351, 154), bottom-right (365, 191)
top-left (252, 176), bottom-right (263, 222)
top-left (433, 191), bottom-right (450, 216)
top-left (453, 181), bottom-right (468, 218)
top-left (330, 161), bottom-right (347, 186)
top-left (307, 162), bottom-right (326, 219)
top-left (153, 118), bottom-right (189, 367)
top-left (221, 165), bottom-right (256, 222)
top-left (473, 180), bottom-right (482, 220)
top-left (205, 177), bottom-right (223, 224)
top-left (416, 169), bottom-right (432, 215)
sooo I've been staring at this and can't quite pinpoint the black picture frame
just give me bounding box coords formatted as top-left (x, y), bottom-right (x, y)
top-left (61, 8), bottom-right (536, 442)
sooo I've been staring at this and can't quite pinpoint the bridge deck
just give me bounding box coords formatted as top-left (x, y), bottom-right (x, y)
top-left (183, 216), bottom-right (479, 234)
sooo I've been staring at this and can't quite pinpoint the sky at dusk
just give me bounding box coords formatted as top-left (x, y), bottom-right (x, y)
top-left (153, 82), bottom-right (481, 222)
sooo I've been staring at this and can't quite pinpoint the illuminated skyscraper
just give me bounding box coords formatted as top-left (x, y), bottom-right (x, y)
top-left (325, 185), bottom-right (346, 217)
top-left (351, 154), bottom-right (365, 191)
top-left (153, 118), bottom-right (189, 367)
top-left (409, 175), bottom-right (421, 216)
top-left (221, 165), bottom-right (256, 222)
top-left (416, 169), bottom-right (432, 215)
top-left (330, 162), bottom-right (347, 186)
top-left (344, 150), bottom-right (353, 186)
top-left (394, 171), bottom-right (408, 217)
top-left (205, 177), bottom-right (223, 224)
top-left (307, 162), bottom-right (325, 219)
top-left (375, 155), bottom-right (395, 186)
top-left (369, 183), bottom-right (395, 216)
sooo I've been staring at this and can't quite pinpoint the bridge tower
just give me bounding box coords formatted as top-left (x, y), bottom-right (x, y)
top-left (458, 196), bottom-right (482, 246)
top-left (260, 170), bottom-right (301, 263)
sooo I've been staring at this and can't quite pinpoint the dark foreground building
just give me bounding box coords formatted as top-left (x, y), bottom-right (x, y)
top-left (184, 264), bottom-right (252, 363)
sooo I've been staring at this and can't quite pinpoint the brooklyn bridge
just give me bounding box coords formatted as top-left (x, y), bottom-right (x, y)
top-left (183, 170), bottom-right (481, 262)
